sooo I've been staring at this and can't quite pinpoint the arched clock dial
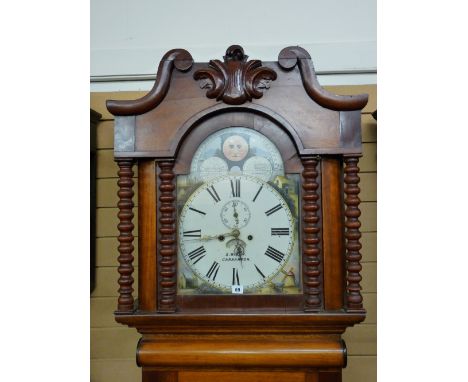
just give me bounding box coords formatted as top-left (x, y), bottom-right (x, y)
top-left (179, 174), bottom-right (295, 291)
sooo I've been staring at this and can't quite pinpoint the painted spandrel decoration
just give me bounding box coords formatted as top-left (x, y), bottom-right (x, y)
top-left (177, 127), bottom-right (301, 295)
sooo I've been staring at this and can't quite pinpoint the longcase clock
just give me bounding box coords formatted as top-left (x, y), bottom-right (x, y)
top-left (107, 45), bottom-right (368, 382)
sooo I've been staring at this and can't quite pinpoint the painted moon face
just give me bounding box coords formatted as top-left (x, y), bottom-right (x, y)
top-left (222, 135), bottom-right (249, 162)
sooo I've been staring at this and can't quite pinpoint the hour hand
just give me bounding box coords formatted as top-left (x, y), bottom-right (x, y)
top-left (184, 231), bottom-right (238, 242)
top-left (183, 234), bottom-right (218, 242)
top-left (232, 201), bottom-right (240, 226)
top-left (201, 233), bottom-right (228, 241)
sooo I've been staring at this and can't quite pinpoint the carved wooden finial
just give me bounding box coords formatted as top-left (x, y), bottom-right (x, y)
top-left (194, 45), bottom-right (277, 105)
top-left (223, 44), bottom-right (246, 61)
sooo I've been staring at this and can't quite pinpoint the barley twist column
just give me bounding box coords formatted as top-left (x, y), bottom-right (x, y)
top-left (302, 157), bottom-right (322, 311)
top-left (344, 155), bottom-right (364, 311)
top-left (158, 161), bottom-right (177, 312)
top-left (115, 158), bottom-right (135, 312)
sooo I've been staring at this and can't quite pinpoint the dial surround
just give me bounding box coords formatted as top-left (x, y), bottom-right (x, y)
top-left (179, 174), bottom-right (295, 291)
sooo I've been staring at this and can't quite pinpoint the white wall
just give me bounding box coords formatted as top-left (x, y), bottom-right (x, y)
top-left (91, 0), bottom-right (376, 91)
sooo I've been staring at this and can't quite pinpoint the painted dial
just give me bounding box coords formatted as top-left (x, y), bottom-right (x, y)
top-left (179, 174), bottom-right (295, 290)
top-left (220, 200), bottom-right (251, 229)
top-left (199, 157), bottom-right (229, 180)
top-left (243, 156), bottom-right (273, 181)
top-left (190, 127), bottom-right (284, 182)
top-left (222, 135), bottom-right (249, 161)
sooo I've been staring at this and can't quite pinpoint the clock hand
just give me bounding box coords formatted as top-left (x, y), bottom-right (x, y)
top-left (226, 236), bottom-right (246, 268)
top-left (224, 229), bottom-right (241, 243)
top-left (184, 229), bottom-right (241, 242)
top-left (232, 201), bottom-right (240, 227)
top-left (232, 226), bottom-right (243, 267)
top-left (235, 240), bottom-right (244, 268)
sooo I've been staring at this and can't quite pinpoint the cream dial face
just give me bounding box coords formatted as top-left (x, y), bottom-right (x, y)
top-left (199, 156), bottom-right (229, 180)
top-left (179, 175), bottom-right (294, 291)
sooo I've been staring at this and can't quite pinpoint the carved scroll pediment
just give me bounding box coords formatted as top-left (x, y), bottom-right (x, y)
top-left (194, 45), bottom-right (277, 105)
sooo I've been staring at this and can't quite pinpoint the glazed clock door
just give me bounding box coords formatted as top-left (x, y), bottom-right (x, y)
top-left (176, 127), bottom-right (302, 297)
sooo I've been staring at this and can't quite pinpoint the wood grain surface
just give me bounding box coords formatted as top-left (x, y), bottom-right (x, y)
top-left (321, 158), bottom-right (345, 310)
top-left (90, 84), bottom-right (377, 382)
top-left (178, 371), bottom-right (306, 382)
top-left (138, 160), bottom-right (157, 311)
top-left (137, 335), bottom-right (346, 368)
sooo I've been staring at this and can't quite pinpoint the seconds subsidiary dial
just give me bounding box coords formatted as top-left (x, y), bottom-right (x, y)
top-left (179, 175), bottom-right (295, 291)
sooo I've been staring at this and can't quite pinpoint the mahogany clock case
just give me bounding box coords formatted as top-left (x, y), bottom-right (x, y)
top-left (106, 45), bottom-right (368, 380)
